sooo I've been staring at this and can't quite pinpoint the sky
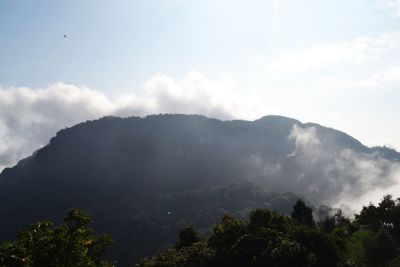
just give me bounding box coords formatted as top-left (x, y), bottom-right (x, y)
top-left (1, 0), bottom-right (400, 171)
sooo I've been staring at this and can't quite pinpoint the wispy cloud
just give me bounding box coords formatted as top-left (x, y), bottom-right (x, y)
top-left (289, 124), bottom-right (321, 148)
top-left (321, 65), bottom-right (400, 90)
top-left (0, 72), bottom-right (258, 171)
top-left (379, 0), bottom-right (400, 16)
top-left (266, 32), bottom-right (400, 73)
top-left (1, 75), bottom-right (400, 213)
top-left (288, 125), bottom-right (400, 213)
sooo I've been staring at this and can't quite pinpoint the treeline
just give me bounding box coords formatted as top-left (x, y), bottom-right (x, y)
top-left (137, 195), bottom-right (400, 267)
top-left (2, 195), bottom-right (400, 266)
top-left (0, 182), bottom-right (329, 266)
top-left (0, 210), bottom-right (114, 267)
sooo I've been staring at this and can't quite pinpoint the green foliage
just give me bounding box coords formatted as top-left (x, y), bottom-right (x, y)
top-left (346, 228), bottom-right (397, 267)
top-left (175, 225), bottom-right (201, 249)
top-left (388, 256), bottom-right (400, 267)
top-left (137, 242), bottom-right (214, 267)
top-left (0, 182), bottom-right (326, 265)
top-left (365, 229), bottom-right (397, 267)
top-left (346, 229), bottom-right (374, 266)
top-left (208, 214), bottom-right (248, 266)
top-left (249, 209), bottom-right (285, 232)
top-left (356, 195), bottom-right (400, 242)
top-left (0, 209), bottom-right (113, 267)
top-left (138, 194), bottom-right (400, 267)
top-left (5, 194), bottom-right (400, 266)
top-left (320, 210), bottom-right (350, 234)
top-left (291, 199), bottom-right (315, 227)
top-left (231, 227), bottom-right (308, 267)
top-left (140, 199), bottom-right (339, 267)
top-left (345, 194), bottom-right (400, 267)
top-left (289, 224), bottom-right (338, 267)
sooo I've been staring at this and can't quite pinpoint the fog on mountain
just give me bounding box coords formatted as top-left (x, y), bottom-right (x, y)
top-left (1, 114), bottom-right (399, 265)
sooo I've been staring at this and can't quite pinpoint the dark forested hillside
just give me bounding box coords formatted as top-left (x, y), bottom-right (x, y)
top-left (0, 114), bottom-right (399, 265)
top-left (138, 195), bottom-right (400, 267)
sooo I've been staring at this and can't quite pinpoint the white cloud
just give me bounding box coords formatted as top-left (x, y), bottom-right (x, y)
top-left (242, 125), bottom-right (400, 212)
top-left (0, 84), bottom-right (113, 171)
top-left (289, 124), bottom-right (320, 148)
top-left (266, 32), bottom-right (400, 73)
top-left (0, 71), bottom-right (258, 171)
top-left (288, 124), bottom-right (400, 213)
top-left (140, 71), bottom-right (243, 118)
top-left (335, 150), bottom-right (400, 212)
top-left (379, 0), bottom-right (400, 16)
top-left (321, 65), bottom-right (400, 90)
top-left (1, 74), bottom-right (400, 212)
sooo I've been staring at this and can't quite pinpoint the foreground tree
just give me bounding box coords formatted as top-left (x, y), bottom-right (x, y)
top-left (0, 209), bottom-right (113, 267)
top-left (175, 225), bottom-right (201, 249)
top-left (137, 242), bottom-right (214, 267)
top-left (291, 199), bottom-right (315, 227)
top-left (138, 200), bottom-right (339, 267)
top-left (136, 194), bottom-right (400, 266)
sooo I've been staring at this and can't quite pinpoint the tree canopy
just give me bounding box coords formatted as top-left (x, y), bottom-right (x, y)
top-left (0, 209), bottom-right (113, 267)
top-left (3, 194), bottom-right (400, 266)
top-left (137, 194), bottom-right (400, 267)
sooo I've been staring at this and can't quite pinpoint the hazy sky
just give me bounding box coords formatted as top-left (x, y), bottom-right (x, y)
top-left (1, 0), bottom-right (400, 169)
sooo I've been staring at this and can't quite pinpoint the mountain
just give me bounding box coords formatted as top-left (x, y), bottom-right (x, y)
top-left (0, 114), bottom-right (399, 265)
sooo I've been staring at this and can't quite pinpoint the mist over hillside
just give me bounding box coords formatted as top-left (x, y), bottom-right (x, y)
top-left (4, 113), bottom-right (395, 208)
top-left (1, 114), bottom-right (399, 264)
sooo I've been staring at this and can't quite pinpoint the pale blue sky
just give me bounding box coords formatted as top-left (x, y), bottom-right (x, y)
top-left (1, 0), bottom-right (400, 170)
top-left (1, 0), bottom-right (399, 90)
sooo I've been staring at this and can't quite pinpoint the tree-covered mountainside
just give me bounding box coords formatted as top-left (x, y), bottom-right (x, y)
top-left (138, 195), bottom-right (400, 267)
top-left (0, 114), bottom-right (399, 265)
top-left (2, 195), bottom-right (400, 266)
top-left (0, 180), bottom-right (326, 266)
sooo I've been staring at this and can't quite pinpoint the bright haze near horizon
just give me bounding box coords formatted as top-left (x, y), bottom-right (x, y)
top-left (1, 0), bottom-right (400, 172)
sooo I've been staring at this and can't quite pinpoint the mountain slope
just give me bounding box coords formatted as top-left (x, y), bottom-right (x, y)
top-left (0, 114), bottom-right (399, 265)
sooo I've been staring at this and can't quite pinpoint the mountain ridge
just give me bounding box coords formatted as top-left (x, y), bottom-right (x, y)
top-left (3, 113), bottom-right (395, 177)
top-left (1, 114), bottom-right (399, 265)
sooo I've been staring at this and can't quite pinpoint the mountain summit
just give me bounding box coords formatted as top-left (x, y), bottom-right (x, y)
top-left (1, 114), bottom-right (399, 265)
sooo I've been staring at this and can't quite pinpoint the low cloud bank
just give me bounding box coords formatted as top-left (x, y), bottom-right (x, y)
top-left (288, 125), bottom-right (400, 213)
top-left (1, 72), bottom-right (400, 213)
top-left (0, 72), bottom-right (251, 171)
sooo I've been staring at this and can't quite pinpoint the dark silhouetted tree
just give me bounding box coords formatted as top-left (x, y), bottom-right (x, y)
top-left (175, 225), bottom-right (201, 249)
top-left (291, 199), bottom-right (315, 227)
top-left (0, 209), bottom-right (113, 267)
